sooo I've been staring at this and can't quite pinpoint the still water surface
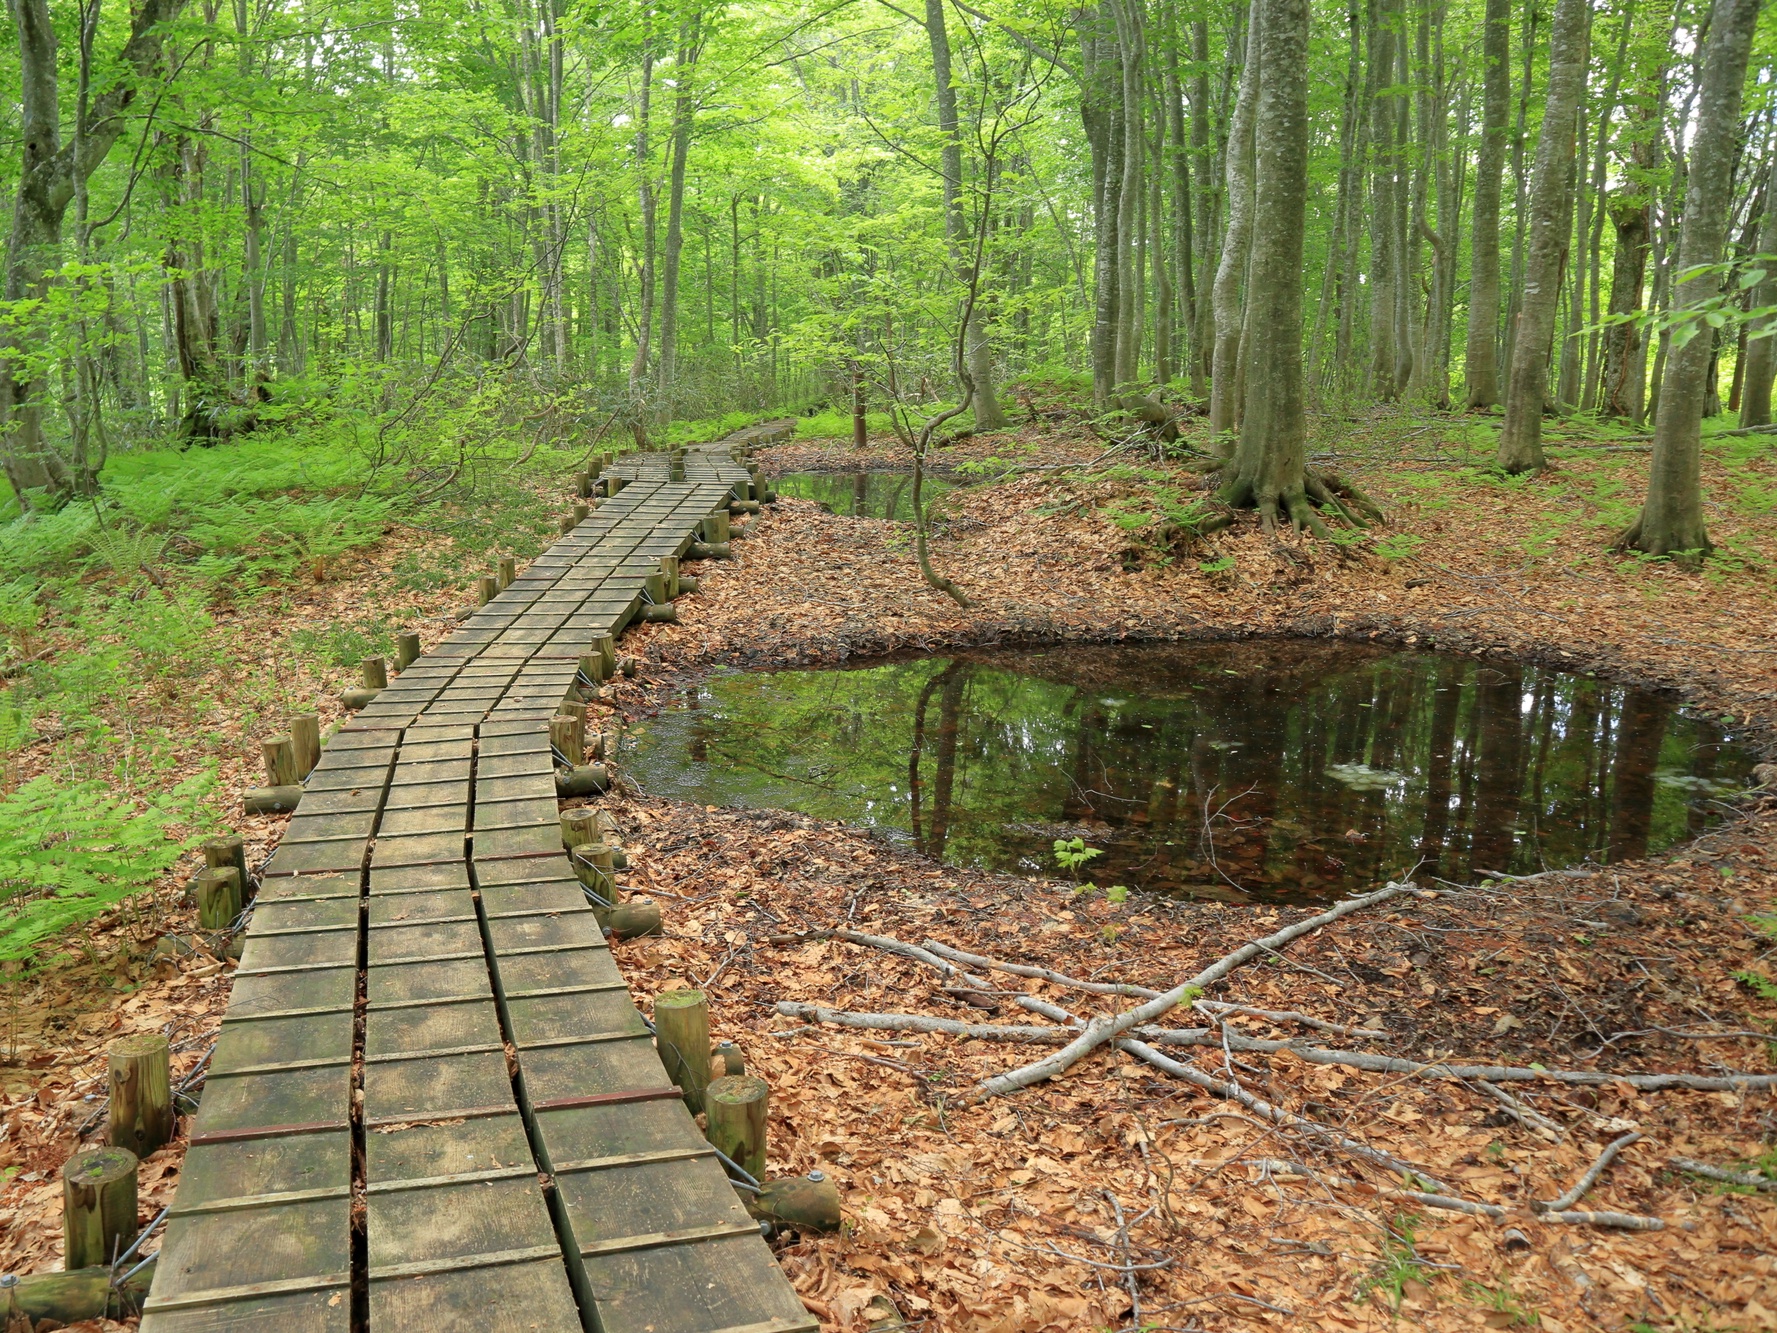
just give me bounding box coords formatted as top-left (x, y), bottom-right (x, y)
top-left (625, 644), bottom-right (1753, 902)
top-left (772, 470), bottom-right (960, 521)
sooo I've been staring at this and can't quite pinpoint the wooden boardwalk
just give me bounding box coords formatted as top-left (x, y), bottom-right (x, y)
top-left (142, 435), bottom-right (814, 1333)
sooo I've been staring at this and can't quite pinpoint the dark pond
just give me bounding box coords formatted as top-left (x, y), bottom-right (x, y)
top-left (624, 644), bottom-right (1755, 903)
top-left (773, 470), bottom-right (959, 521)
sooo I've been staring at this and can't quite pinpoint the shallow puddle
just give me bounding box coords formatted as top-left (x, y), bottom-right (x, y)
top-left (625, 643), bottom-right (1754, 902)
top-left (773, 470), bottom-right (959, 521)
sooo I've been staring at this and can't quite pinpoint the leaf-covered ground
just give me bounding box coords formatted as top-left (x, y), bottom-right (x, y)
top-left (3, 409), bottom-right (1776, 1330)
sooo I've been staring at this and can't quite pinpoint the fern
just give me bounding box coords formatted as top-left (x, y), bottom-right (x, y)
top-left (0, 767), bottom-right (217, 964)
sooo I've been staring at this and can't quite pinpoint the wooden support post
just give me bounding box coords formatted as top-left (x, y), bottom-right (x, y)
top-left (289, 715), bottom-right (321, 778)
top-left (498, 556), bottom-right (516, 588)
top-left (556, 764), bottom-right (610, 798)
top-left (559, 515), bottom-right (576, 534)
top-left (62, 1146), bottom-right (138, 1270)
top-left (107, 1034), bottom-right (173, 1159)
top-left (362, 658), bottom-right (389, 690)
top-left (477, 575), bottom-right (498, 605)
top-left (243, 786), bottom-right (302, 815)
top-left (202, 836), bottom-right (249, 893)
top-left (607, 900), bottom-right (661, 938)
top-left (654, 989), bottom-right (712, 1114)
top-left (549, 713), bottom-right (585, 765)
top-left (262, 737), bottom-right (298, 788)
top-left (572, 501), bottom-right (589, 523)
top-left (714, 1041), bottom-right (745, 1077)
top-left (571, 842), bottom-right (615, 903)
top-left (594, 634), bottom-right (616, 677)
top-left (644, 571), bottom-right (667, 603)
top-left (395, 633), bottom-right (421, 669)
top-left (0, 1258), bottom-right (156, 1324)
top-left (560, 809), bottom-right (601, 850)
top-left (658, 556), bottom-right (680, 599)
top-left (678, 574), bottom-right (700, 595)
top-left (701, 512), bottom-right (730, 544)
top-left (576, 470), bottom-right (592, 498)
top-left (705, 1075), bottom-right (768, 1182)
top-left (749, 1175), bottom-right (841, 1233)
top-left (196, 866), bottom-right (242, 929)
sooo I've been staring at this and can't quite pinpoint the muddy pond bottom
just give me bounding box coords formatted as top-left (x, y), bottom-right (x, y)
top-left (772, 469), bottom-right (958, 521)
top-left (624, 643), bottom-right (1754, 902)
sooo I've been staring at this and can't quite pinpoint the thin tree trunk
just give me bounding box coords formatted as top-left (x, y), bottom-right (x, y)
top-left (1464, 0), bottom-right (1510, 408)
top-left (629, 33), bottom-right (657, 397)
top-left (1210, 0), bottom-right (1260, 444)
top-left (1501, 1), bottom-right (1539, 375)
top-left (1366, 0), bottom-right (1398, 399)
top-left (658, 8), bottom-right (702, 404)
top-left (1741, 144), bottom-right (1777, 427)
top-left (1495, 0), bottom-right (1589, 475)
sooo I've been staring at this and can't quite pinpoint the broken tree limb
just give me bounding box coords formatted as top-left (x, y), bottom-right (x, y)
top-left (975, 883), bottom-right (1415, 1097)
top-left (774, 1002), bottom-right (1065, 1044)
top-left (1194, 1000), bottom-right (1388, 1040)
top-left (1669, 1157), bottom-right (1777, 1191)
top-left (1538, 1131), bottom-right (1642, 1213)
top-left (920, 940), bottom-right (1162, 998)
top-left (1540, 1209), bottom-right (1664, 1231)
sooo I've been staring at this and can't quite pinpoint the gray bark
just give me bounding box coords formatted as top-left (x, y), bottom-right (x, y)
top-left (1209, 0), bottom-right (1260, 443)
top-left (1740, 144), bottom-right (1777, 427)
top-left (1495, 0), bottom-right (1589, 474)
top-left (1626, 0), bottom-right (1763, 556)
top-left (1464, 0), bottom-right (1508, 410)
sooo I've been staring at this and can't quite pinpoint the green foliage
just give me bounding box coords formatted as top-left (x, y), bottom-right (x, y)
top-left (288, 616), bottom-right (399, 669)
top-left (1052, 836), bottom-right (1103, 877)
top-left (1357, 1215), bottom-right (1424, 1311)
top-left (1372, 533), bottom-right (1425, 562)
top-left (1732, 969), bottom-right (1777, 1002)
top-left (0, 768), bottom-right (218, 964)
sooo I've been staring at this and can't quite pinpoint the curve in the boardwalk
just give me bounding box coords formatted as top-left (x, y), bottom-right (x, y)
top-left (141, 432), bottom-right (814, 1333)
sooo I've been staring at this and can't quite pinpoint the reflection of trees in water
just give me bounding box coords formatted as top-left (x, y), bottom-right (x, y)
top-left (655, 647), bottom-right (1743, 902)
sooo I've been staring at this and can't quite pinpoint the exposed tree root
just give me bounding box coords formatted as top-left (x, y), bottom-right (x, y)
top-left (1189, 460), bottom-right (1385, 537)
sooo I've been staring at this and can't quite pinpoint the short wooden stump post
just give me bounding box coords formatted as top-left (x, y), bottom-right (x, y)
top-left (362, 657), bottom-right (388, 691)
top-left (705, 1075), bottom-right (768, 1183)
top-left (202, 836), bottom-right (249, 895)
top-left (261, 737), bottom-right (298, 788)
top-left (395, 632), bottom-right (421, 669)
top-left (655, 989), bottom-right (711, 1114)
top-left (196, 866), bottom-right (242, 930)
top-left (62, 1146), bottom-right (138, 1270)
top-left (289, 715), bottom-right (322, 778)
top-left (477, 575), bottom-right (498, 605)
top-left (560, 809), bottom-right (601, 851)
top-left (550, 712), bottom-right (585, 765)
top-left (107, 1034), bottom-right (173, 1159)
top-left (498, 555), bottom-right (516, 588)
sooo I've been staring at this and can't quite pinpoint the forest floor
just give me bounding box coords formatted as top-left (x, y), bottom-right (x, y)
top-left (3, 404), bottom-right (1777, 1331)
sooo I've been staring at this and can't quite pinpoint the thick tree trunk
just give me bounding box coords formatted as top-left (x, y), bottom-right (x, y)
top-left (1598, 190), bottom-right (1652, 419)
top-left (1624, 0), bottom-right (1761, 557)
top-left (1740, 146), bottom-right (1777, 427)
top-left (1217, 0), bottom-right (1311, 527)
top-left (1, 0), bottom-right (185, 503)
top-left (1209, 0), bottom-right (1260, 444)
top-left (1495, 0), bottom-right (1589, 475)
top-left (1082, 13), bottom-right (1122, 408)
top-left (629, 38), bottom-right (657, 396)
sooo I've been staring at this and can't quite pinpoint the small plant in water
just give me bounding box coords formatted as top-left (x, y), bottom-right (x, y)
top-left (1053, 837), bottom-right (1103, 880)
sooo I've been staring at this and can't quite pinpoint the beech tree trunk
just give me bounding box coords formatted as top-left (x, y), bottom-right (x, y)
top-left (657, 9), bottom-right (702, 404)
top-left (1217, 0), bottom-right (1310, 526)
top-left (1740, 145), bottom-right (1777, 427)
top-left (1625, 0), bottom-right (1762, 557)
top-left (1, 0), bottom-right (187, 504)
top-left (1495, 0), bottom-right (1588, 475)
top-left (1365, 0), bottom-right (1397, 399)
top-left (1209, 0), bottom-right (1260, 444)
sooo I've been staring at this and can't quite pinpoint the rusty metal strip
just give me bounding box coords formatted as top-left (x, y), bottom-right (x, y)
top-left (529, 1086), bottom-right (682, 1112)
top-left (366, 1244), bottom-right (563, 1283)
top-left (550, 1145), bottom-right (716, 1175)
top-left (140, 1272), bottom-right (351, 1313)
top-left (169, 1184), bottom-right (351, 1217)
top-left (187, 1119), bottom-right (346, 1146)
top-left (576, 1221), bottom-right (762, 1258)
top-left (363, 1164), bottom-right (538, 1194)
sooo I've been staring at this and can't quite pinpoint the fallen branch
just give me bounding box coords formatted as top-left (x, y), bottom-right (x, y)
top-left (1540, 1209), bottom-right (1664, 1231)
top-left (1538, 1131), bottom-right (1641, 1213)
top-left (1669, 1157), bottom-right (1777, 1191)
top-left (1473, 1080), bottom-right (1564, 1141)
top-left (976, 882), bottom-right (1416, 1097)
top-left (921, 939), bottom-right (1162, 998)
top-left (774, 1001), bottom-right (1062, 1044)
top-left (1195, 999), bottom-right (1388, 1040)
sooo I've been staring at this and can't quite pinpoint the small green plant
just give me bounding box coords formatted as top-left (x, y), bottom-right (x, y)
top-left (1461, 1280), bottom-right (1537, 1326)
top-left (1197, 554), bottom-right (1235, 573)
top-left (1053, 836), bottom-right (1103, 879)
top-left (1732, 969), bottom-right (1777, 1002)
top-left (1105, 885), bottom-right (1129, 904)
top-left (1357, 1214), bottom-right (1423, 1312)
top-left (1372, 532), bottom-right (1424, 562)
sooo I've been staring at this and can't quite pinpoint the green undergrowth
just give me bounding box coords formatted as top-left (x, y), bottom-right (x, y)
top-left (0, 391), bottom-right (576, 966)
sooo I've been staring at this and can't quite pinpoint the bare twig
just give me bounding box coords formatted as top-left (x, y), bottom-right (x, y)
top-left (1538, 1132), bottom-right (1642, 1213)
